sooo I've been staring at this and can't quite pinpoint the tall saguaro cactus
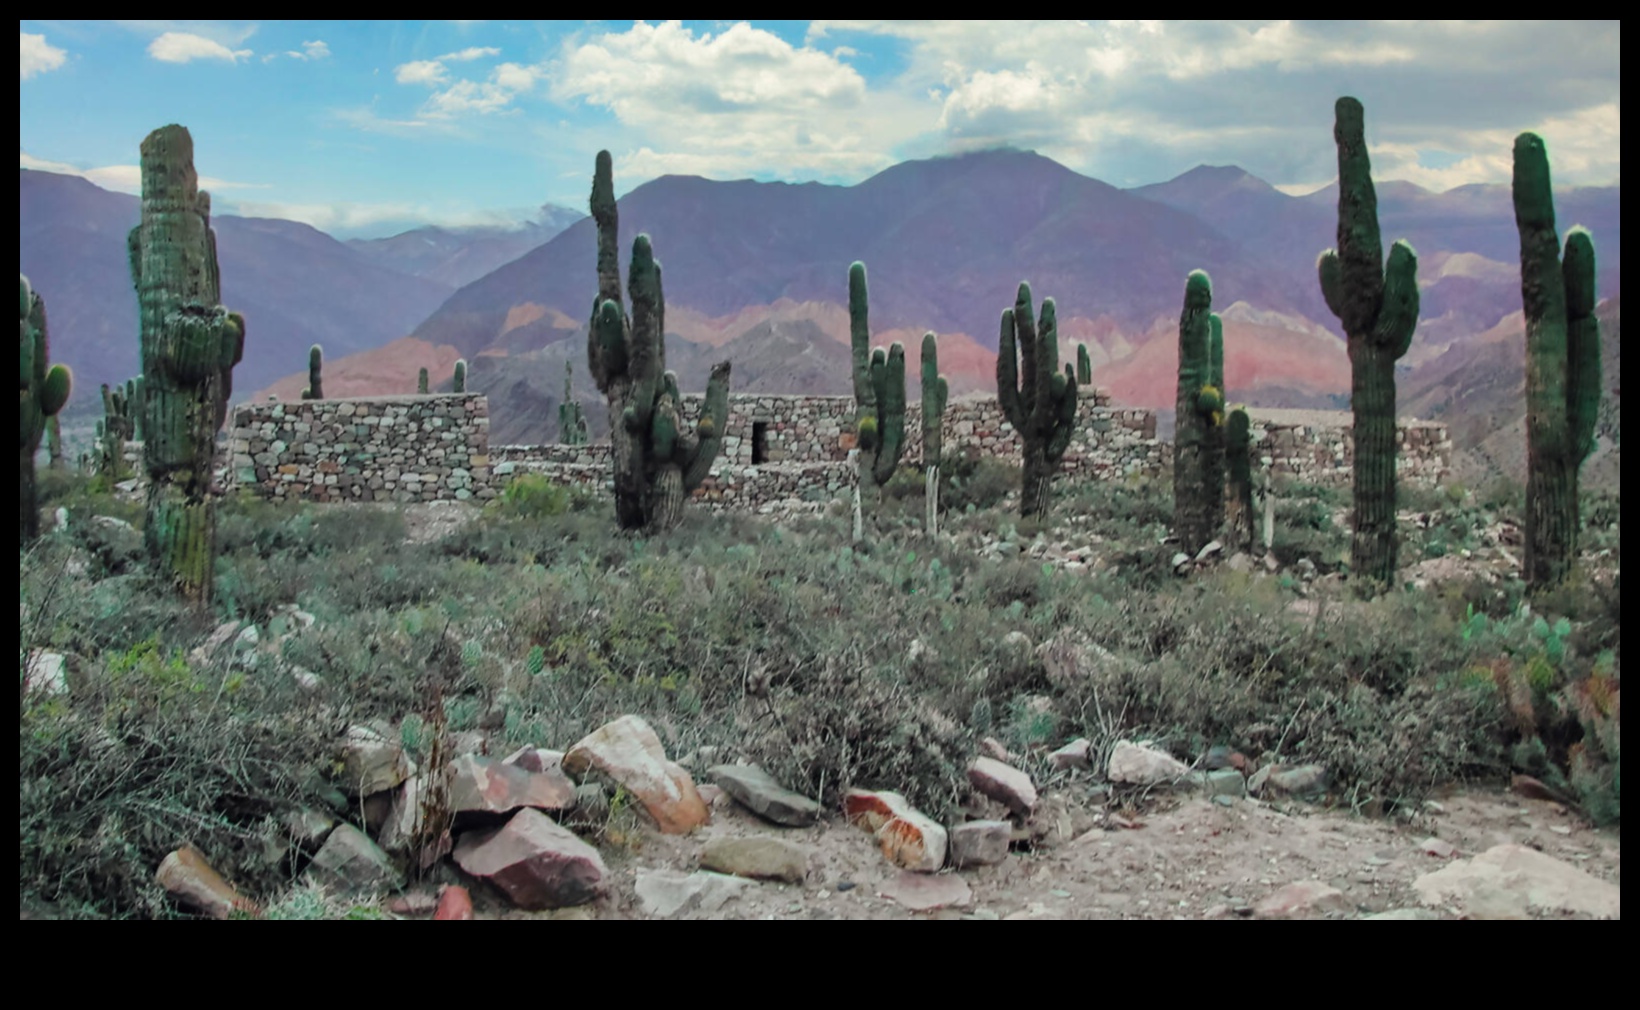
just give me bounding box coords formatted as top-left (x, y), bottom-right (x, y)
top-left (847, 261), bottom-right (908, 498)
top-left (587, 150), bottom-right (731, 531)
top-left (1317, 97), bottom-right (1420, 590)
top-left (1225, 407), bottom-right (1255, 553)
top-left (1175, 271), bottom-right (1226, 555)
top-left (920, 331), bottom-right (949, 471)
top-left (20, 275), bottom-right (72, 543)
top-left (1513, 133), bottom-right (1602, 590)
top-left (997, 282), bottom-right (1079, 518)
top-left (302, 344), bottom-right (324, 400)
top-left (129, 124), bottom-right (246, 602)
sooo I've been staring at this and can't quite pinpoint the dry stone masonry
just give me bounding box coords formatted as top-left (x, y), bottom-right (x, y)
top-left (228, 391), bottom-right (1449, 509)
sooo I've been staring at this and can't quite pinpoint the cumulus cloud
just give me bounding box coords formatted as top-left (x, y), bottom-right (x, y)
top-left (227, 198), bottom-right (529, 236)
top-left (20, 31), bottom-right (68, 80)
top-left (395, 59), bottom-right (449, 85)
top-left (20, 151), bottom-right (267, 194)
top-left (148, 31), bottom-right (252, 64)
top-left (289, 40), bottom-right (331, 60)
top-left (439, 46), bottom-right (500, 62)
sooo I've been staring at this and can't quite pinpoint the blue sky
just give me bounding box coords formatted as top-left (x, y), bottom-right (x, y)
top-left (20, 20), bottom-right (1622, 238)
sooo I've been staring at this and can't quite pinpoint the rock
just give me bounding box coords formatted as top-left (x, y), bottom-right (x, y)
top-left (949, 820), bottom-right (1012, 868)
top-left (156, 845), bottom-right (259, 919)
top-left (699, 835), bottom-right (811, 883)
top-left (1194, 539), bottom-right (1224, 563)
top-left (434, 885), bottom-right (474, 920)
top-left (1049, 738), bottom-right (1092, 771)
top-left (709, 764), bottom-right (821, 827)
top-left (1363, 907), bottom-right (1439, 920)
top-left (1039, 634), bottom-right (1121, 687)
top-left (1262, 763), bottom-right (1329, 797)
top-left (1195, 768), bottom-right (1246, 798)
top-left (877, 870), bottom-right (972, 912)
top-left (338, 725), bottom-right (412, 797)
top-left (1202, 745), bottom-right (1249, 772)
top-left (843, 789), bottom-right (948, 872)
top-left (452, 808), bottom-right (608, 910)
top-left (1253, 880), bottom-right (1350, 919)
top-left (1419, 837), bottom-right (1458, 859)
top-left (377, 775), bottom-right (453, 867)
top-left (1225, 552), bottom-right (1254, 573)
top-left (1262, 553), bottom-right (1281, 572)
top-left (1171, 551), bottom-right (1192, 574)
top-left (1000, 630), bottom-right (1033, 667)
top-left (387, 890), bottom-right (440, 916)
top-left (502, 746), bottom-right (565, 774)
top-left (22, 650), bottom-right (66, 696)
top-left (1413, 844), bottom-right (1620, 920)
top-left (563, 715), bottom-right (708, 834)
top-left (1107, 740), bottom-right (1189, 786)
top-left (635, 870), bottom-right (751, 917)
top-left (282, 807), bottom-right (336, 850)
top-left (306, 824), bottom-right (400, 894)
top-left (967, 756), bottom-right (1037, 817)
top-left (448, 753), bottom-right (577, 820)
top-left (1510, 773), bottom-right (1570, 804)
top-left (978, 737), bottom-right (1013, 762)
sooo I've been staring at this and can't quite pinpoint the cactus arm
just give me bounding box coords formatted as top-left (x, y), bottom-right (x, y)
top-left (869, 343), bottom-right (907, 486)
top-left (1374, 241), bottom-right (1420, 358)
top-left (1317, 249), bottom-right (1345, 319)
top-left (996, 308), bottom-right (1024, 431)
top-left (1562, 226), bottom-right (1600, 464)
top-left (849, 261), bottom-right (875, 432)
top-left (681, 361), bottom-right (731, 491)
top-left (626, 235), bottom-right (663, 428)
top-left (452, 359), bottom-right (467, 393)
top-left (418, 367), bottom-right (429, 394)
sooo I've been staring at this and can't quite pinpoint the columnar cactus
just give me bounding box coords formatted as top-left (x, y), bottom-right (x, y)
top-left (1076, 343), bottom-right (1093, 387)
top-left (126, 375), bottom-right (146, 441)
top-left (418, 367), bottom-right (429, 394)
top-left (997, 282), bottom-right (1079, 518)
top-left (1513, 132), bottom-right (1602, 590)
top-left (100, 382), bottom-right (133, 477)
top-left (847, 261), bottom-right (906, 497)
top-left (1175, 271), bottom-right (1226, 555)
top-left (20, 275), bottom-right (72, 543)
top-left (1226, 408), bottom-right (1255, 553)
top-left (920, 331), bottom-right (948, 471)
top-left (587, 150), bottom-right (731, 531)
top-left (452, 359), bottom-right (467, 394)
top-left (559, 360), bottom-right (589, 446)
top-left (1207, 312), bottom-right (1227, 536)
top-left (302, 344), bottom-right (323, 400)
top-left (1317, 97), bottom-right (1420, 590)
top-left (128, 124), bottom-right (246, 602)
top-left (866, 341), bottom-right (908, 486)
top-left (47, 415), bottom-right (64, 471)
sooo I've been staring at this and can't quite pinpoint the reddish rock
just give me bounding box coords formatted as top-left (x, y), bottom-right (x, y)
top-left (843, 788), bottom-right (910, 834)
top-left (877, 870), bottom-right (972, 912)
top-left (563, 715), bottom-right (708, 834)
top-left (1253, 880), bottom-right (1350, 919)
top-left (844, 789), bottom-right (946, 872)
top-left (448, 753), bottom-right (576, 818)
top-left (503, 747), bottom-right (566, 775)
top-left (1420, 837), bottom-right (1459, 859)
top-left (978, 737), bottom-right (1013, 762)
top-left (1510, 773), bottom-right (1568, 804)
top-left (434, 885), bottom-right (474, 920)
top-left (453, 808), bottom-right (608, 910)
top-left (967, 756), bottom-right (1038, 816)
top-left (155, 845), bottom-right (259, 919)
top-left (1049, 738), bottom-right (1092, 771)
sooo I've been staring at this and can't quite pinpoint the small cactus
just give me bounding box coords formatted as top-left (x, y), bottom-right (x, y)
top-left (1226, 408), bottom-right (1255, 552)
top-left (20, 274), bottom-right (73, 543)
top-left (302, 343), bottom-right (323, 400)
top-left (1076, 343), bottom-right (1093, 387)
top-left (920, 331), bottom-right (949, 472)
top-left (559, 360), bottom-right (588, 446)
top-left (452, 359), bottom-right (467, 394)
top-left (417, 367), bottom-right (429, 395)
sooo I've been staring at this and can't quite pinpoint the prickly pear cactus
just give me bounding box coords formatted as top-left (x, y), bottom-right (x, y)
top-left (1317, 97), bottom-right (1420, 591)
top-left (20, 274), bottom-right (73, 543)
top-left (1513, 132), bottom-right (1602, 589)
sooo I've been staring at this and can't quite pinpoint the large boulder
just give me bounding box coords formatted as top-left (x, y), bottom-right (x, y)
top-left (563, 715), bottom-right (708, 834)
top-left (843, 788), bottom-right (947, 872)
top-left (453, 808), bottom-right (608, 910)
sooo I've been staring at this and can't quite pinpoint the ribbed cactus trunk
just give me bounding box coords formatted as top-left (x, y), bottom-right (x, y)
top-left (1207, 312), bottom-right (1227, 537)
top-left (587, 151), bottom-right (730, 532)
top-left (1174, 271), bottom-right (1223, 555)
top-left (920, 331), bottom-right (948, 471)
top-left (129, 124), bottom-right (245, 603)
top-left (1226, 408), bottom-right (1254, 552)
top-left (1076, 343), bottom-right (1093, 387)
top-left (418, 367), bottom-right (429, 394)
top-left (20, 275), bottom-right (72, 544)
top-left (1317, 97), bottom-right (1420, 591)
top-left (1514, 133), bottom-right (1602, 590)
top-left (997, 283), bottom-right (1079, 519)
top-left (303, 344), bottom-right (323, 400)
top-left (452, 359), bottom-right (467, 394)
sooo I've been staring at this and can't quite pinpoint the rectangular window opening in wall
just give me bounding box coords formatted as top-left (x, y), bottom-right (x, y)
top-left (752, 421), bottom-right (769, 464)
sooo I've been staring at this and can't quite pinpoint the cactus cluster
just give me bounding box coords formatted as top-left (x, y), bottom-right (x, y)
top-left (128, 124), bottom-right (245, 602)
top-left (20, 274), bottom-right (73, 543)
top-left (587, 150), bottom-right (731, 531)
top-left (98, 380), bottom-right (141, 477)
top-left (302, 344), bottom-right (323, 400)
top-left (559, 360), bottom-right (589, 446)
top-left (1317, 97), bottom-right (1420, 590)
top-left (1174, 270), bottom-right (1228, 555)
top-left (847, 262), bottom-right (911, 491)
top-left (997, 282), bottom-right (1079, 518)
top-left (1513, 133), bottom-right (1602, 590)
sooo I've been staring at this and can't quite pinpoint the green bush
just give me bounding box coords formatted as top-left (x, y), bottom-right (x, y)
top-left (496, 474), bottom-right (572, 520)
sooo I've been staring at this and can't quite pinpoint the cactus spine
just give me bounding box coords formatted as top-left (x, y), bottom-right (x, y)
top-left (302, 344), bottom-right (323, 400)
top-left (1317, 97), bottom-right (1420, 590)
top-left (559, 360), bottom-right (589, 445)
top-left (128, 124), bottom-right (246, 603)
top-left (1514, 132), bottom-right (1602, 590)
top-left (997, 282), bottom-right (1079, 518)
top-left (418, 367), bottom-right (429, 394)
top-left (452, 359), bottom-right (467, 394)
top-left (20, 275), bottom-right (73, 543)
top-left (1175, 271), bottom-right (1226, 555)
top-left (586, 150), bottom-right (731, 531)
top-left (920, 331), bottom-right (948, 471)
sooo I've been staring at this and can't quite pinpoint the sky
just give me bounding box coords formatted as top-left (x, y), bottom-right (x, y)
top-left (19, 20), bottom-right (1622, 239)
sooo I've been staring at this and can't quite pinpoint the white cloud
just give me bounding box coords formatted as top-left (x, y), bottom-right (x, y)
top-left (20, 31), bottom-right (68, 80)
top-left (226, 198), bottom-right (529, 236)
top-left (289, 40), bottom-right (331, 60)
top-left (20, 151), bottom-right (267, 194)
top-left (395, 59), bottom-right (449, 85)
top-left (148, 31), bottom-right (252, 64)
top-left (439, 46), bottom-right (501, 62)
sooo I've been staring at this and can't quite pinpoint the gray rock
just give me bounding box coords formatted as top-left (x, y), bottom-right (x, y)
top-left (1363, 907), bottom-right (1440, 920)
top-left (306, 824), bottom-right (400, 894)
top-left (1048, 738), bottom-right (1092, 771)
top-left (949, 820), bottom-right (1012, 868)
top-left (1107, 740), bottom-right (1189, 786)
top-left (967, 756), bottom-right (1037, 816)
top-left (635, 870), bottom-right (751, 917)
top-left (699, 835), bottom-right (811, 883)
top-left (710, 763), bottom-right (822, 827)
top-left (1413, 844), bottom-right (1620, 920)
top-left (337, 725), bottom-right (412, 797)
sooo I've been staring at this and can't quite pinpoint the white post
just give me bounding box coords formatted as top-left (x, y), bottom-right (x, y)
top-left (848, 448), bottom-right (863, 543)
top-left (925, 465), bottom-right (939, 538)
top-left (1261, 486), bottom-right (1275, 552)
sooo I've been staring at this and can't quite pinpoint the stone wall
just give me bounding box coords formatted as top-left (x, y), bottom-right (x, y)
top-left (229, 390), bottom-right (1451, 508)
top-left (228, 395), bottom-right (492, 503)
